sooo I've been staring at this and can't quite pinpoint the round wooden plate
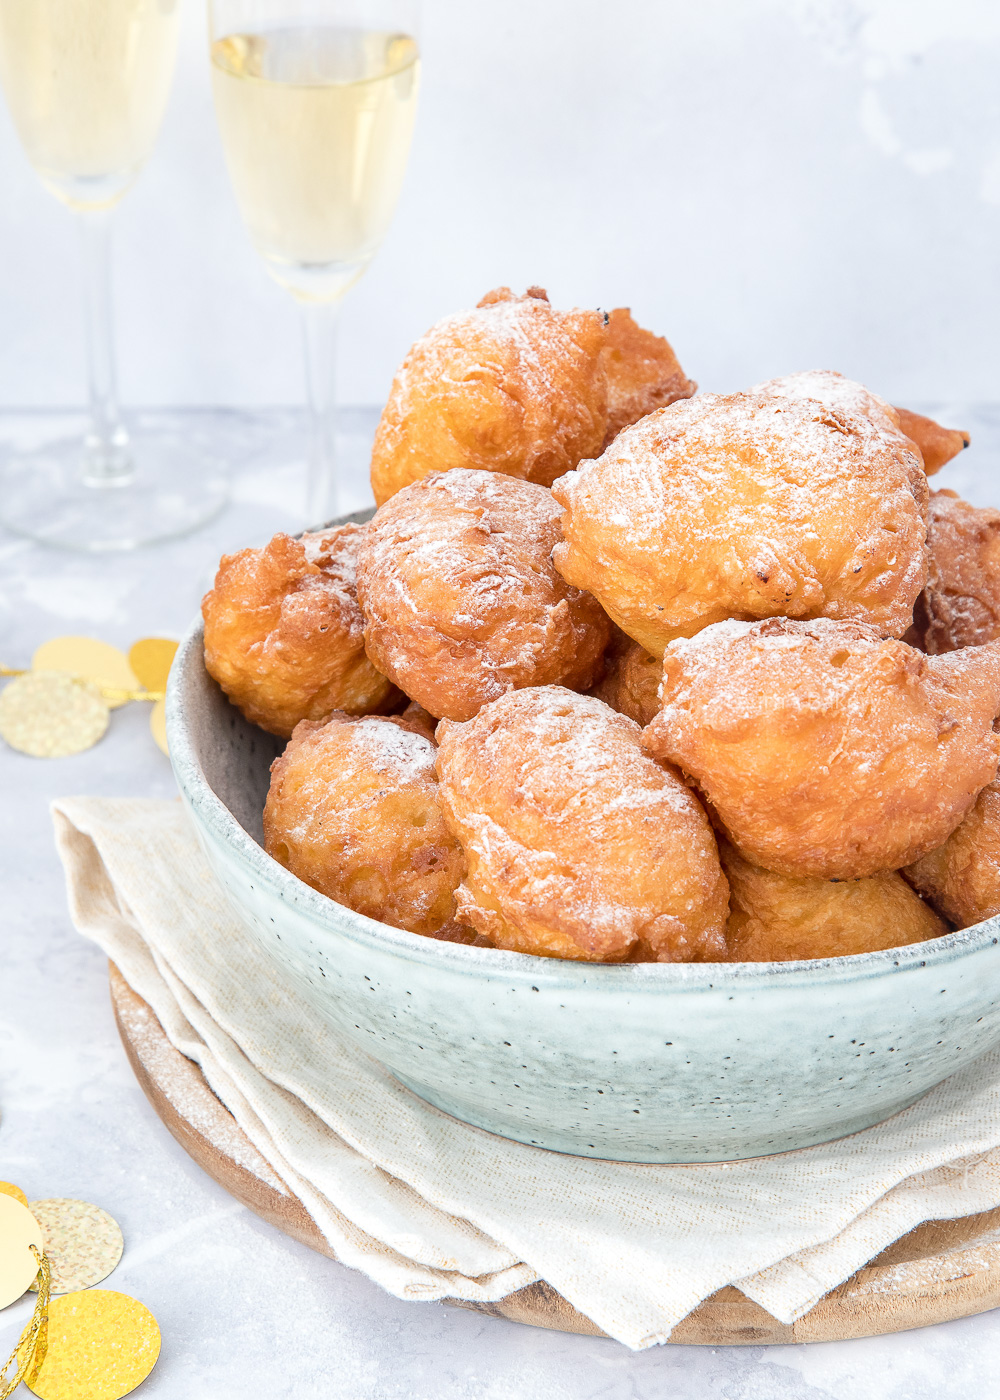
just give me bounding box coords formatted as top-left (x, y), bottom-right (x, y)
top-left (109, 962), bottom-right (1000, 1345)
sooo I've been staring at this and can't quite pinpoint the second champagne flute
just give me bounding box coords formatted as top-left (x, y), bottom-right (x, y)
top-left (0, 0), bottom-right (230, 551)
top-left (208, 0), bottom-right (421, 523)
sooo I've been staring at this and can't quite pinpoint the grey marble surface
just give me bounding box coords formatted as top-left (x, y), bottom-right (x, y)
top-left (2, 405), bottom-right (1000, 1399)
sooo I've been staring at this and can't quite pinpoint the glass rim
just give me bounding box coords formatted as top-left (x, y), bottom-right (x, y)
top-left (207, 0), bottom-right (422, 43)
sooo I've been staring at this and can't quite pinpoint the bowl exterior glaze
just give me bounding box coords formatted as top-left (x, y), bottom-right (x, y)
top-left (167, 621), bottom-right (1000, 1163)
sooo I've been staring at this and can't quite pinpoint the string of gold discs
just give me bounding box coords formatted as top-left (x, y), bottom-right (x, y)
top-left (0, 636), bottom-right (177, 759)
top-left (1, 1187), bottom-right (161, 1399)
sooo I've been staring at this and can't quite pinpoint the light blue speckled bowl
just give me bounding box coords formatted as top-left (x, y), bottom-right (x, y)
top-left (166, 583), bottom-right (1000, 1163)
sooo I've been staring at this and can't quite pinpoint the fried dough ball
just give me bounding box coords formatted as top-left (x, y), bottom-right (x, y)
top-left (203, 525), bottom-right (400, 739)
top-left (643, 618), bottom-right (1000, 880)
top-left (894, 407), bottom-right (970, 476)
top-left (719, 837), bottom-right (947, 962)
top-left (356, 469), bottom-right (611, 722)
top-left (552, 376), bottom-right (927, 655)
top-left (435, 687), bottom-right (730, 963)
top-left (907, 491), bottom-right (1000, 653)
top-left (263, 710), bottom-right (467, 938)
top-left (591, 636), bottom-right (663, 727)
top-left (904, 779), bottom-right (1000, 929)
top-left (600, 307), bottom-right (695, 445)
top-left (369, 287), bottom-right (609, 505)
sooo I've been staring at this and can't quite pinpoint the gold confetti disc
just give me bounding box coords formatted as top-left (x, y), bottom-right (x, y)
top-left (0, 672), bottom-right (109, 758)
top-left (32, 637), bottom-right (138, 709)
top-left (25, 1290), bottom-right (160, 1400)
top-left (0, 1194), bottom-right (43, 1308)
top-left (127, 637), bottom-right (177, 695)
top-left (0, 1181), bottom-right (28, 1208)
top-left (149, 697), bottom-right (168, 756)
top-left (27, 1201), bottom-right (123, 1295)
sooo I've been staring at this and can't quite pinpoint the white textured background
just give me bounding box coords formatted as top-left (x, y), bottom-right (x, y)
top-left (2, 0), bottom-right (1000, 411)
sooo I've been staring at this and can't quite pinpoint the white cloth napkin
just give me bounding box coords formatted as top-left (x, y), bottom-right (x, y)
top-left (52, 796), bottom-right (1000, 1350)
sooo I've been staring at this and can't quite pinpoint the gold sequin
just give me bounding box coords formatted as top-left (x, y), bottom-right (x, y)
top-left (0, 672), bottom-right (109, 758)
top-left (25, 1290), bottom-right (160, 1400)
top-left (0, 1195), bottom-right (43, 1309)
top-left (127, 638), bottom-right (177, 695)
top-left (0, 1183), bottom-right (28, 1209)
top-left (149, 697), bottom-right (168, 756)
top-left (27, 1201), bottom-right (123, 1295)
top-left (32, 638), bottom-right (138, 710)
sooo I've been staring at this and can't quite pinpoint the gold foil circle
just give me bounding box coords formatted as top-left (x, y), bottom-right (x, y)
top-left (32, 638), bottom-right (138, 709)
top-left (127, 638), bottom-right (178, 694)
top-left (149, 697), bottom-right (168, 756)
top-left (25, 1290), bottom-right (160, 1400)
top-left (0, 1181), bottom-right (28, 1208)
top-left (0, 672), bottom-right (109, 758)
top-left (0, 1194), bottom-right (44, 1308)
top-left (27, 1200), bottom-right (123, 1295)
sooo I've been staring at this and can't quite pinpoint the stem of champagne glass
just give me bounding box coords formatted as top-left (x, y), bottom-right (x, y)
top-left (301, 298), bottom-right (341, 526)
top-left (80, 207), bottom-right (132, 487)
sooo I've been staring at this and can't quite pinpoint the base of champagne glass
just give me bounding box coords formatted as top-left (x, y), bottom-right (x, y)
top-left (0, 416), bottom-right (230, 552)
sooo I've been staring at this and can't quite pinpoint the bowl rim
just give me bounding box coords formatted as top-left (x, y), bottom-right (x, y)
top-left (167, 616), bottom-right (1000, 992)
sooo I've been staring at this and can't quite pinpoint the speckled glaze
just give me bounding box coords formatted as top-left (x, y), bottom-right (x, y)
top-left (167, 605), bottom-right (1000, 1164)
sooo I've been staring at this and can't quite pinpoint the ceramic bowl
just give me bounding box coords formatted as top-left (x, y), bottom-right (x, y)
top-left (167, 552), bottom-right (1000, 1163)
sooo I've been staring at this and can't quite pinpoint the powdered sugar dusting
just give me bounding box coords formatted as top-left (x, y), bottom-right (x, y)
top-left (647, 617), bottom-right (1000, 879)
top-left (370, 287), bottom-right (610, 501)
top-left (436, 687), bottom-right (727, 961)
top-left (553, 378), bottom-right (929, 647)
top-left (299, 523), bottom-right (365, 614)
top-left (357, 469), bottom-right (609, 720)
top-left (316, 714), bottom-right (437, 788)
top-left (116, 981), bottom-right (289, 1192)
top-left (659, 617), bottom-right (890, 729)
top-left (411, 293), bottom-right (591, 411)
top-left (751, 369), bottom-right (901, 437)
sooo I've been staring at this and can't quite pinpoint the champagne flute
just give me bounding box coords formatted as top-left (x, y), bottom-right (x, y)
top-left (0, 0), bottom-right (229, 551)
top-left (208, 0), bottom-right (421, 524)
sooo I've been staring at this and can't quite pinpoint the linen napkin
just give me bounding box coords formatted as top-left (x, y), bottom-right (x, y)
top-left (52, 796), bottom-right (1000, 1350)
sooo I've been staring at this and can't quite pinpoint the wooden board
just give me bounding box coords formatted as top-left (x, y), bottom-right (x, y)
top-left (109, 962), bottom-right (1000, 1345)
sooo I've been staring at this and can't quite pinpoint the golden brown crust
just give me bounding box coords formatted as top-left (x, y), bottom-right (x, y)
top-left (356, 470), bottom-right (611, 721)
top-left (600, 307), bottom-right (696, 445)
top-left (643, 618), bottom-right (1000, 880)
top-left (907, 490), bottom-right (1000, 653)
top-left (398, 701), bottom-right (438, 742)
top-left (369, 287), bottom-right (609, 505)
top-left (263, 712), bottom-right (467, 937)
top-left (719, 836), bottom-right (947, 962)
top-left (590, 638), bottom-right (662, 727)
top-left (894, 406), bottom-right (970, 476)
top-left (202, 525), bottom-right (400, 739)
top-left (552, 373), bottom-right (928, 656)
top-left (904, 779), bottom-right (1000, 929)
top-left (435, 687), bottom-right (730, 963)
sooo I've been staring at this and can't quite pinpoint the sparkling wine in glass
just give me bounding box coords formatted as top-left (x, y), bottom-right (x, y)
top-left (208, 1), bottom-right (420, 523)
top-left (0, 0), bottom-right (229, 551)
